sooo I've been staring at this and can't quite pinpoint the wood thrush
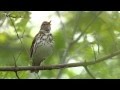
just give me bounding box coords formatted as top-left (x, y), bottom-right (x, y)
top-left (30, 21), bottom-right (54, 73)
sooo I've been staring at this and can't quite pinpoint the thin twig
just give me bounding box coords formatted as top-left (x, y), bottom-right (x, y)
top-left (56, 11), bottom-right (67, 41)
top-left (72, 11), bottom-right (82, 39)
top-left (72, 12), bottom-right (102, 44)
top-left (6, 14), bottom-right (30, 61)
top-left (93, 32), bottom-right (100, 54)
top-left (91, 44), bottom-right (97, 61)
top-left (56, 11), bottom-right (70, 78)
top-left (13, 55), bottom-right (20, 79)
top-left (84, 59), bottom-right (96, 79)
top-left (84, 66), bottom-right (96, 79)
top-left (16, 50), bottom-right (23, 62)
top-left (15, 72), bottom-right (20, 79)
top-left (56, 46), bottom-right (70, 78)
top-left (9, 16), bottom-right (29, 56)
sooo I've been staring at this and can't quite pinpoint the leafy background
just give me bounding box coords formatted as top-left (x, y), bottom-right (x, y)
top-left (0, 11), bottom-right (120, 79)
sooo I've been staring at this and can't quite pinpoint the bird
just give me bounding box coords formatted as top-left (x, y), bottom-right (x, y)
top-left (30, 21), bottom-right (54, 73)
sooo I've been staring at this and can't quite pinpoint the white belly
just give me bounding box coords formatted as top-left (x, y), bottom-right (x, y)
top-left (32, 32), bottom-right (54, 64)
top-left (32, 40), bottom-right (53, 63)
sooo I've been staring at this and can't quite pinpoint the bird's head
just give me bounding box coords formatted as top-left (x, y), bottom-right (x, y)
top-left (40, 21), bottom-right (51, 32)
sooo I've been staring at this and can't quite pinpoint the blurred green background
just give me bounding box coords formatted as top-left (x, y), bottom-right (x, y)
top-left (0, 11), bottom-right (120, 79)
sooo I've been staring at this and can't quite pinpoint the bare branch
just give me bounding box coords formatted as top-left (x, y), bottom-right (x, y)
top-left (56, 11), bottom-right (67, 41)
top-left (55, 11), bottom-right (72, 78)
top-left (71, 12), bottom-right (102, 45)
top-left (91, 44), bottom-right (97, 61)
top-left (13, 55), bottom-right (20, 79)
top-left (56, 46), bottom-right (70, 78)
top-left (72, 11), bottom-right (82, 39)
top-left (5, 13), bottom-right (30, 60)
top-left (0, 49), bottom-right (120, 72)
top-left (14, 72), bottom-right (20, 79)
top-left (84, 66), bottom-right (96, 79)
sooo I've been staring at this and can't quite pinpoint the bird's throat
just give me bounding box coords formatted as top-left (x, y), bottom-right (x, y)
top-left (40, 29), bottom-right (50, 34)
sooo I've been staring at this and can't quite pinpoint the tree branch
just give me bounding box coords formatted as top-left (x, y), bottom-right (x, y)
top-left (56, 11), bottom-right (67, 42)
top-left (12, 55), bottom-right (20, 79)
top-left (71, 12), bottom-right (102, 45)
top-left (6, 13), bottom-right (30, 60)
top-left (0, 49), bottom-right (120, 72)
top-left (84, 66), bottom-right (96, 79)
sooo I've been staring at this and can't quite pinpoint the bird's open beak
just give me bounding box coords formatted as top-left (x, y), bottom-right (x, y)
top-left (49, 21), bottom-right (51, 24)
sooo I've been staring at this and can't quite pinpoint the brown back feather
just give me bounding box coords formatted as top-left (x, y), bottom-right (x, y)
top-left (30, 32), bottom-right (45, 58)
top-left (30, 33), bottom-right (39, 58)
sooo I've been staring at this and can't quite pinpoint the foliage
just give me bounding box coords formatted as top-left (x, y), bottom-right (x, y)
top-left (0, 11), bottom-right (120, 79)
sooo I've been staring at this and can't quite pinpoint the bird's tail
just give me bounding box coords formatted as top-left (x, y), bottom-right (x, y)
top-left (30, 61), bottom-right (42, 73)
top-left (30, 69), bottom-right (39, 73)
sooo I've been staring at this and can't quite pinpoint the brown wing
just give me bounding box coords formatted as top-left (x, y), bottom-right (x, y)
top-left (30, 32), bottom-right (44, 58)
top-left (30, 33), bottom-right (39, 58)
top-left (49, 33), bottom-right (53, 42)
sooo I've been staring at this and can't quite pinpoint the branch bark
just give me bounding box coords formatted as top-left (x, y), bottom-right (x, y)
top-left (0, 49), bottom-right (120, 72)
